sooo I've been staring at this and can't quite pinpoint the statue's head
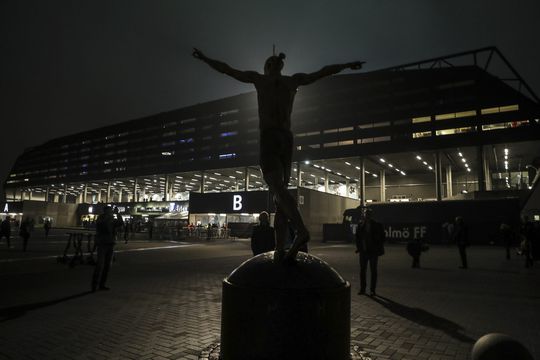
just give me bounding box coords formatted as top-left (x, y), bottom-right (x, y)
top-left (264, 52), bottom-right (285, 75)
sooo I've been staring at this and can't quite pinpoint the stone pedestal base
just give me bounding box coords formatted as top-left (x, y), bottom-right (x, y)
top-left (220, 252), bottom-right (351, 360)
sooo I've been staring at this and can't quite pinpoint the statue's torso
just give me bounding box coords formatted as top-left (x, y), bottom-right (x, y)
top-left (254, 75), bottom-right (297, 131)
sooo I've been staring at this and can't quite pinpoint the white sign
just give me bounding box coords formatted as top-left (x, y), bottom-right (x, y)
top-left (233, 195), bottom-right (243, 211)
top-left (3, 203), bottom-right (8, 212)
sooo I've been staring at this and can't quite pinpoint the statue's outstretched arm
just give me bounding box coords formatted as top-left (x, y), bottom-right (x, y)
top-left (293, 61), bottom-right (364, 86)
top-left (193, 48), bottom-right (259, 84)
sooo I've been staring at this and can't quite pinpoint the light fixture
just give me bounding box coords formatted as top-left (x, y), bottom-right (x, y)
top-left (416, 155), bottom-right (422, 160)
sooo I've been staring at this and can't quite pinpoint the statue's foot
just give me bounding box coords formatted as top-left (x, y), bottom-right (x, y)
top-left (283, 230), bottom-right (310, 263)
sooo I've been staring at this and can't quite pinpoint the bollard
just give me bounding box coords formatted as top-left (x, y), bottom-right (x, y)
top-left (220, 252), bottom-right (351, 360)
top-left (472, 333), bottom-right (534, 360)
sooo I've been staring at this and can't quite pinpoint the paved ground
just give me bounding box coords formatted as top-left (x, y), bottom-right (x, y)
top-left (0, 230), bottom-right (539, 360)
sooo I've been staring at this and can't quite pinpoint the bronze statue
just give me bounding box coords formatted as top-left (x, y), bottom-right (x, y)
top-left (193, 47), bottom-right (364, 262)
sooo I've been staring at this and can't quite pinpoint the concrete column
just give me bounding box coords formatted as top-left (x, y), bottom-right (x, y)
top-left (324, 173), bottom-right (329, 193)
top-left (83, 184), bottom-right (88, 203)
top-left (297, 163), bottom-right (302, 187)
top-left (446, 165), bottom-right (453, 198)
top-left (46, 187), bottom-right (50, 202)
top-left (483, 149), bottom-right (492, 191)
top-left (345, 179), bottom-right (349, 197)
top-left (359, 157), bottom-right (366, 206)
top-left (165, 176), bottom-right (170, 201)
top-left (118, 188), bottom-right (123, 202)
top-left (54, 194), bottom-right (60, 203)
top-left (435, 152), bottom-right (443, 201)
top-left (201, 171), bottom-right (205, 194)
top-left (28, 191), bottom-right (33, 201)
top-left (379, 170), bottom-right (386, 202)
top-left (106, 181), bottom-right (111, 203)
top-left (169, 176), bottom-right (174, 200)
top-left (63, 184), bottom-right (68, 203)
top-left (97, 189), bottom-right (102, 203)
top-left (244, 168), bottom-right (249, 191)
top-left (20, 190), bottom-right (24, 201)
top-left (133, 178), bottom-right (138, 202)
top-left (477, 146), bottom-right (486, 192)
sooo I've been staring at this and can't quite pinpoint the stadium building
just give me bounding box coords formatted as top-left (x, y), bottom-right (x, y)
top-left (3, 47), bottom-right (540, 242)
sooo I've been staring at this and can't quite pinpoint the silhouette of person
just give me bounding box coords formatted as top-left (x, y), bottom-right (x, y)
top-left (92, 206), bottom-right (116, 292)
top-left (407, 238), bottom-right (423, 268)
top-left (452, 216), bottom-right (469, 269)
top-left (193, 47), bottom-right (364, 262)
top-left (355, 206), bottom-right (385, 296)
top-left (500, 221), bottom-right (513, 260)
top-left (19, 217), bottom-right (33, 252)
top-left (0, 216), bottom-right (11, 248)
top-left (43, 218), bottom-right (52, 239)
top-left (250, 211), bottom-right (275, 256)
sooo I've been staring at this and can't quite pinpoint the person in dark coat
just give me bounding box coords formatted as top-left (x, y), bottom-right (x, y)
top-left (19, 217), bottom-right (33, 252)
top-left (452, 216), bottom-right (469, 269)
top-left (92, 206), bottom-right (116, 292)
top-left (500, 222), bottom-right (513, 260)
top-left (407, 238), bottom-right (425, 268)
top-left (251, 211), bottom-right (275, 256)
top-left (355, 207), bottom-right (385, 296)
top-left (0, 216), bottom-right (11, 248)
top-left (43, 219), bottom-right (52, 239)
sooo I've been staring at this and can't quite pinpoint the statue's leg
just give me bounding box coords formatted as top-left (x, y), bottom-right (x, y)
top-left (273, 204), bottom-right (287, 261)
top-left (264, 170), bottom-right (310, 262)
top-left (260, 129), bottom-right (310, 262)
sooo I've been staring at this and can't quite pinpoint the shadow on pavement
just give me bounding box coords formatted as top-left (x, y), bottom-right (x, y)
top-left (0, 291), bottom-right (92, 322)
top-left (371, 295), bottom-right (475, 343)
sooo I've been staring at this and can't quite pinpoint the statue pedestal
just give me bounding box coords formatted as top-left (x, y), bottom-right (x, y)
top-left (220, 252), bottom-right (351, 360)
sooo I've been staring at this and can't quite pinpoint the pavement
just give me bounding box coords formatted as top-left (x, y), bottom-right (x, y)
top-left (0, 229), bottom-right (539, 360)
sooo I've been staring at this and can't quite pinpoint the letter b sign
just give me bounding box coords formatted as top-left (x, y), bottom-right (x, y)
top-left (233, 195), bottom-right (243, 211)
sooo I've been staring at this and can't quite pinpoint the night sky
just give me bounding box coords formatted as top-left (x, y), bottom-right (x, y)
top-left (1, 0), bottom-right (539, 199)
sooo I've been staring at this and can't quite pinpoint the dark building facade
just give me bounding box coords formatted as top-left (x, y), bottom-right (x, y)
top-left (4, 47), bottom-right (540, 232)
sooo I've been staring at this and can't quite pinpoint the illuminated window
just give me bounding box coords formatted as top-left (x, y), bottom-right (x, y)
top-left (413, 131), bottom-right (431, 138)
top-left (435, 113), bottom-right (455, 121)
top-left (435, 127), bottom-right (474, 136)
top-left (482, 120), bottom-right (529, 131)
top-left (220, 131), bottom-right (238, 137)
top-left (412, 116), bottom-right (430, 123)
top-left (481, 104), bottom-right (519, 115)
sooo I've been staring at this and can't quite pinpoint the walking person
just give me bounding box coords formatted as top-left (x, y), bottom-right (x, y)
top-left (19, 217), bottom-right (33, 252)
top-left (452, 216), bottom-right (469, 269)
top-left (500, 221), bottom-right (513, 260)
top-left (355, 206), bottom-right (385, 296)
top-left (0, 216), bottom-right (11, 249)
top-left (251, 211), bottom-right (275, 256)
top-left (193, 47), bottom-right (363, 262)
top-left (43, 218), bottom-right (52, 239)
top-left (407, 238), bottom-right (427, 268)
top-left (92, 206), bottom-right (116, 292)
